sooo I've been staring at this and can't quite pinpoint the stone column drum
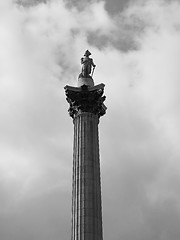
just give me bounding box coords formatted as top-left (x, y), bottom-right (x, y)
top-left (64, 84), bottom-right (106, 240)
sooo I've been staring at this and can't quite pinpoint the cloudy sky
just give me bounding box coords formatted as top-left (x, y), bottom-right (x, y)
top-left (1, 0), bottom-right (180, 239)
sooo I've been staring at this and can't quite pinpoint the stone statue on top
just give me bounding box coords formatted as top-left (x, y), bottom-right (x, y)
top-left (79, 50), bottom-right (96, 79)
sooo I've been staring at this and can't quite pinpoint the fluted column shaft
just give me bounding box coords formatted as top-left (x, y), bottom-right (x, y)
top-left (72, 113), bottom-right (102, 240)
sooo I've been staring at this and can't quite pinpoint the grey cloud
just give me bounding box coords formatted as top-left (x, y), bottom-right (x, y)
top-left (1, 0), bottom-right (180, 240)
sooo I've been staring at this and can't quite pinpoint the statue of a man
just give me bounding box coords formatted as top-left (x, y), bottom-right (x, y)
top-left (79, 50), bottom-right (96, 78)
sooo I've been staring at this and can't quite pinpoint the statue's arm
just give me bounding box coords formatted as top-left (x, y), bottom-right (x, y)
top-left (91, 59), bottom-right (96, 67)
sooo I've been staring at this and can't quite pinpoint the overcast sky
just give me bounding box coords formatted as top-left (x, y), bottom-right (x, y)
top-left (1, 0), bottom-right (180, 239)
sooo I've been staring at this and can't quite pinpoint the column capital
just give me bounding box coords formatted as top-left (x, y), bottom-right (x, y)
top-left (64, 84), bottom-right (107, 119)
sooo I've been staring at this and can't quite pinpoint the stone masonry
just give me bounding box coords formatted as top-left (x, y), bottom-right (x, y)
top-left (64, 83), bottom-right (106, 240)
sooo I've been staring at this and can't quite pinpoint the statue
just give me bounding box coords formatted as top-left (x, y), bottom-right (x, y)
top-left (79, 50), bottom-right (96, 78)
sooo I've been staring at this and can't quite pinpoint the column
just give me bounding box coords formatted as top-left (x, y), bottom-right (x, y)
top-left (65, 84), bottom-right (106, 240)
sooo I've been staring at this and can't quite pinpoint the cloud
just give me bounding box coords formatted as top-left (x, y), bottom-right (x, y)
top-left (0, 0), bottom-right (115, 200)
top-left (0, 1), bottom-right (115, 239)
top-left (0, 0), bottom-right (180, 240)
top-left (99, 1), bottom-right (180, 240)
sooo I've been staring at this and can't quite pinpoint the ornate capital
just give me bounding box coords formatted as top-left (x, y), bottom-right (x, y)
top-left (64, 84), bottom-right (107, 119)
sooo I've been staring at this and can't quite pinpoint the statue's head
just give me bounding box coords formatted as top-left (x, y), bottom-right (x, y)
top-left (84, 50), bottom-right (91, 57)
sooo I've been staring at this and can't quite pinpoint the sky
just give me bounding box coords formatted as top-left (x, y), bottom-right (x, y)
top-left (0, 0), bottom-right (180, 239)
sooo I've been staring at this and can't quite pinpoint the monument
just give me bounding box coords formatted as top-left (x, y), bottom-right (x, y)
top-left (64, 50), bottom-right (106, 240)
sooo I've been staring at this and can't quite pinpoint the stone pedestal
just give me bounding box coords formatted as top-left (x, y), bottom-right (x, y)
top-left (77, 77), bottom-right (94, 87)
top-left (64, 84), bottom-right (106, 240)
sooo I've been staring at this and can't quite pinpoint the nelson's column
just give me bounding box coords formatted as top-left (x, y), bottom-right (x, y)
top-left (64, 50), bottom-right (106, 240)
